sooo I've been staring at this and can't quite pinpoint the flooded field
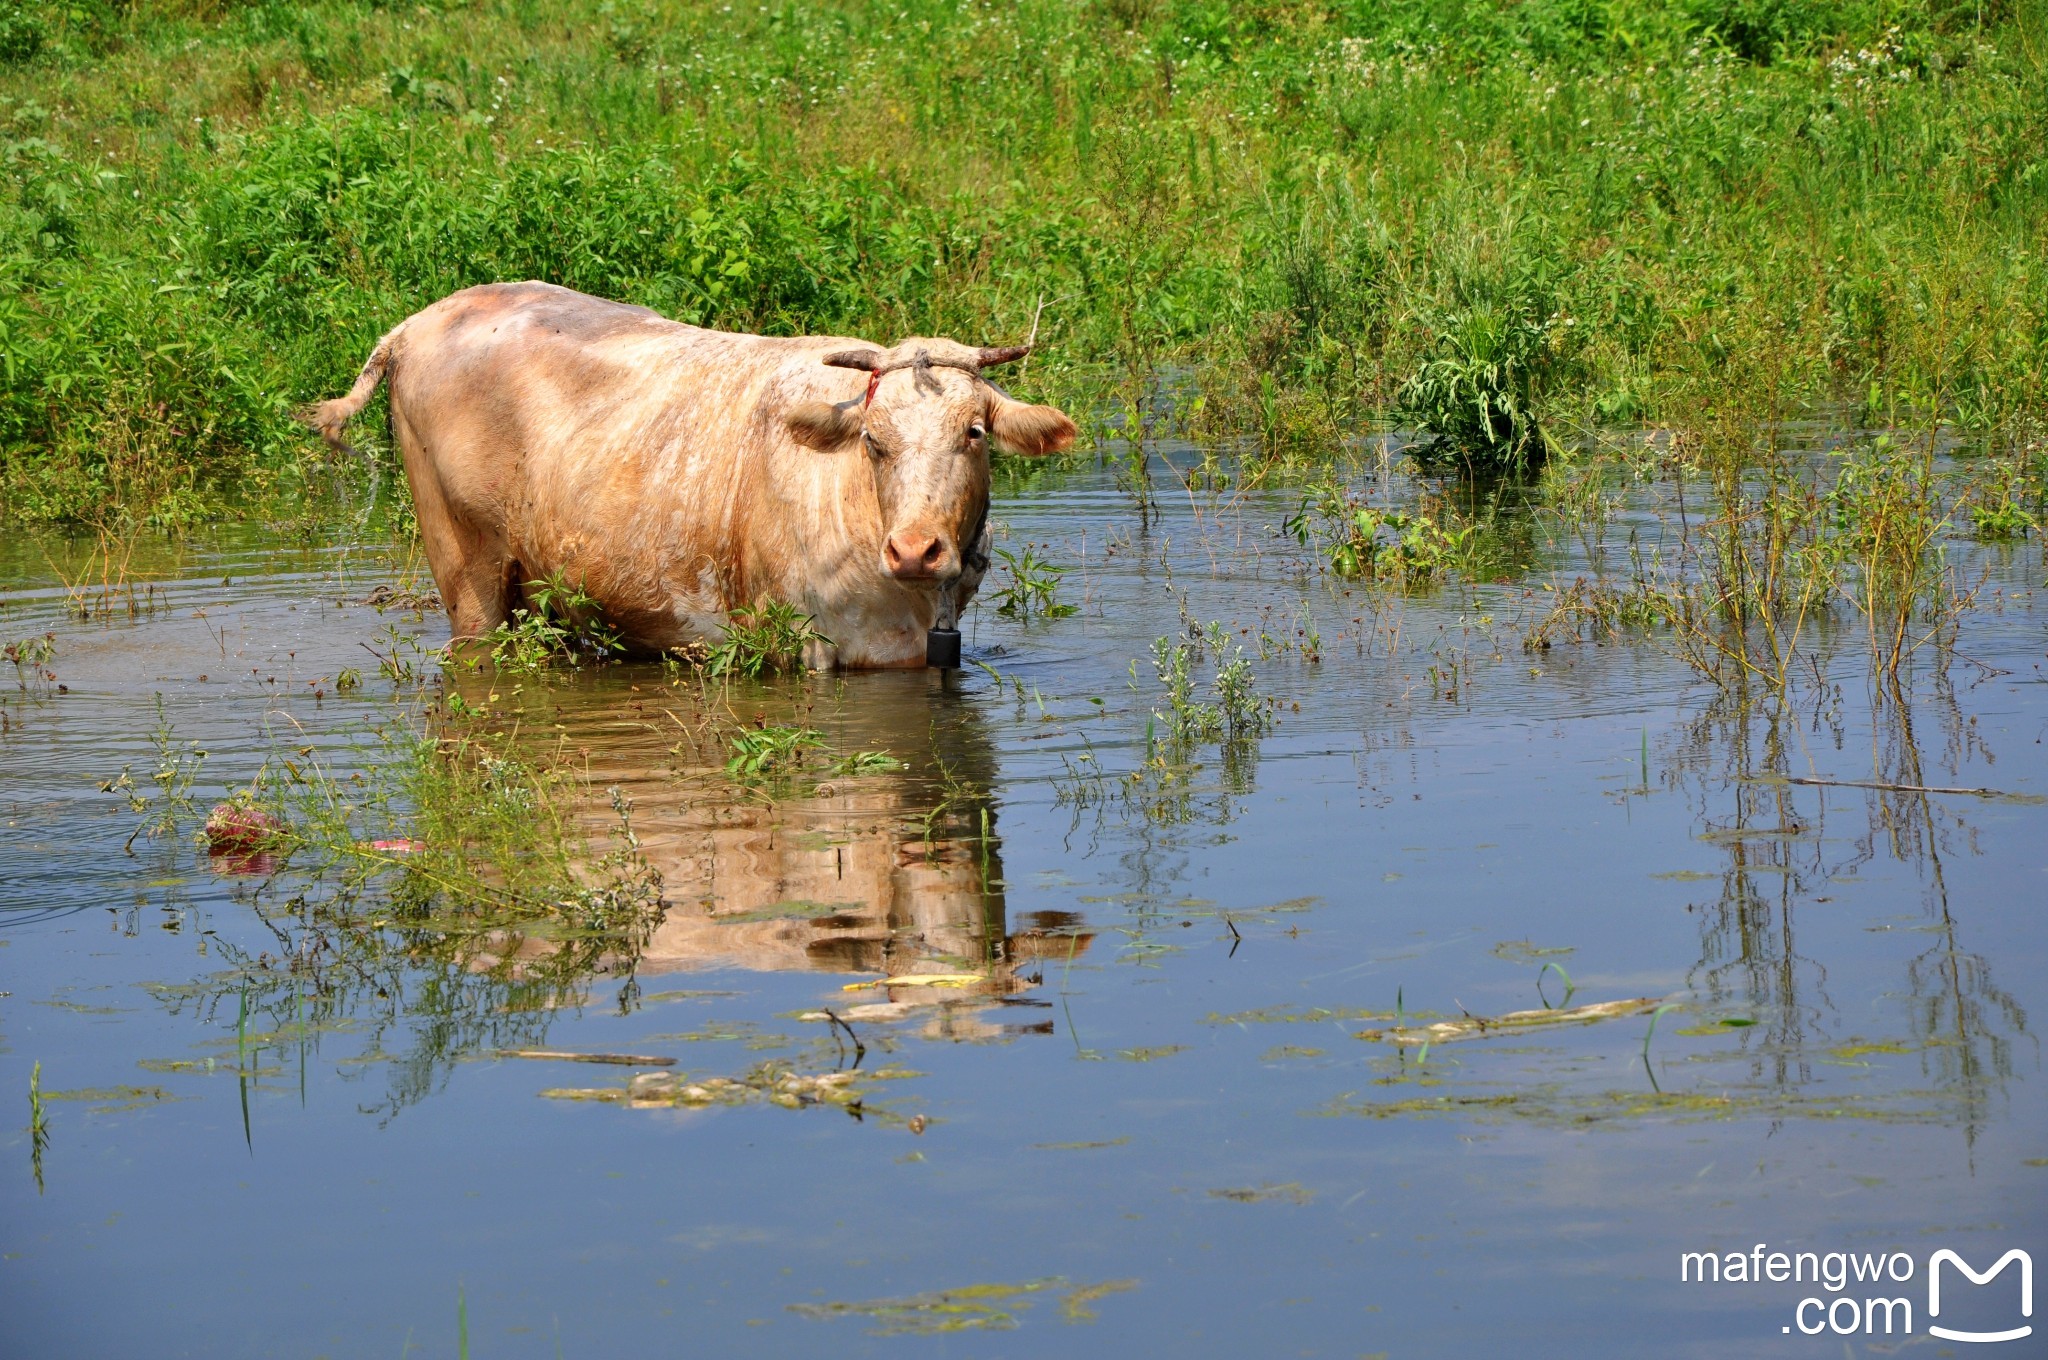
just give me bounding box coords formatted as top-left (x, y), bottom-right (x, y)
top-left (3, 448), bottom-right (2045, 1357)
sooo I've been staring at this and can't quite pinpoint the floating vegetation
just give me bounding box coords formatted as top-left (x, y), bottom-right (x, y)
top-left (1319, 1087), bottom-right (1955, 1128)
top-left (1207, 1182), bottom-right (1313, 1205)
top-left (839, 973), bottom-right (989, 992)
top-left (1355, 998), bottom-right (1661, 1046)
top-left (1490, 940), bottom-right (1576, 964)
top-left (1114, 1044), bottom-right (1188, 1063)
top-left (790, 1276), bottom-right (1137, 1335)
top-left (541, 1062), bottom-right (921, 1116)
top-left (38, 1084), bottom-right (180, 1115)
top-left (714, 899), bottom-right (862, 925)
top-left (1205, 1005), bottom-right (1394, 1027)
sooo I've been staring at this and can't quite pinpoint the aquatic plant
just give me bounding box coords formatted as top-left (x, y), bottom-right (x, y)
top-left (1285, 481), bottom-right (1474, 585)
top-left (724, 723), bottom-right (824, 779)
top-left (828, 749), bottom-right (902, 777)
top-left (988, 546), bottom-right (1079, 621)
top-left (1963, 448), bottom-right (2041, 541)
top-left (3, 631), bottom-right (54, 691)
top-left (1135, 617), bottom-right (1275, 812)
top-left (101, 694), bottom-right (209, 848)
top-left (26, 1058), bottom-right (46, 1193)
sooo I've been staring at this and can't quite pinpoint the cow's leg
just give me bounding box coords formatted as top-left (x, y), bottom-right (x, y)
top-left (393, 412), bottom-right (515, 643)
top-left (437, 539), bottom-right (518, 644)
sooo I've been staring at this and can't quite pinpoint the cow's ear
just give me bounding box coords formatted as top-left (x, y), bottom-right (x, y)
top-left (785, 400), bottom-right (863, 450)
top-left (989, 395), bottom-right (1076, 457)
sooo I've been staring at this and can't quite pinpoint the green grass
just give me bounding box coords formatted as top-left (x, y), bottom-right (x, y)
top-left (1, 0), bottom-right (2042, 522)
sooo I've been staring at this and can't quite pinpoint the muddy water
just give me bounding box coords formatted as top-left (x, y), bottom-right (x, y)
top-left (3, 453), bottom-right (2045, 1357)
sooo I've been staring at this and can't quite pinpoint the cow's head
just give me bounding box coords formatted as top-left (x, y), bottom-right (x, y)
top-left (783, 339), bottom-right (1075, 584)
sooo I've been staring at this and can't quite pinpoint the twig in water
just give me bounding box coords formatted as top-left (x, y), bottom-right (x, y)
top-left (820, 1008), bottom-right (867, 1068)
top-left (1785, 776), bottom-right (2035, 800)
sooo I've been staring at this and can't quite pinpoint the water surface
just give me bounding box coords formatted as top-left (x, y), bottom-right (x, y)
top-left (3, 450), bottom-right (2044, 1356)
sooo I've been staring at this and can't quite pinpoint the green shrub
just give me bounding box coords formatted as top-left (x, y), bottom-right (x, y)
top-left (1394, 257), bottom-right (1568, 469)
top-left (0, 6), bottom-right (42, 65)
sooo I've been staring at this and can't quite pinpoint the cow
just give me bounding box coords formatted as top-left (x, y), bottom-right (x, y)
top-left (308, 281), bottom-right (1077, 667)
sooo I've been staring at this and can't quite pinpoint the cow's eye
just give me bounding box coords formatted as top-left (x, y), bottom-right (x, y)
top-left (863, 430), bottom-right (884, 456)
top-left (967, 423), bottom-right (987, 442)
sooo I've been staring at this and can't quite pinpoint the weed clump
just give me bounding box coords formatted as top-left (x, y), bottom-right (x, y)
top-left (1286, 481), bottom-right (1474, 585)
top-left (704, 601), bottom-right (825, 679)
top-left (0, 7), bottom-right (42, 65)
top-left (989, 547), bottom-right (1079, 621)
top-left (463, 573), bottom-right (622, 673)
top-left (1394, 260), bottom-right (1568, 471)
top-left (1145, 622), bottom-right (1273, 747)
top-left (1962, 449), bottom-right (2041, 541)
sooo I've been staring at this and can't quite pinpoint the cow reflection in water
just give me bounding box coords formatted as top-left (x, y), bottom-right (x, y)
top-left (469, 668), bottom-right (1086, 1041)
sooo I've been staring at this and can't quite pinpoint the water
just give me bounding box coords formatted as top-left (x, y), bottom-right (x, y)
top-left (3, 452), bottom-right (2044, 1357)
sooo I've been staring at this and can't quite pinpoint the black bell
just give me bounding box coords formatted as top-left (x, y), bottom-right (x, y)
top-left (925, 627), bottom-right (962, 670)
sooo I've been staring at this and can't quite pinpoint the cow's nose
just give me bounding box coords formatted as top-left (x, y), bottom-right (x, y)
top-left (884, 530), bottom-right (951, 580)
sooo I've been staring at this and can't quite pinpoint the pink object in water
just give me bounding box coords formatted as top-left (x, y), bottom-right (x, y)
top-left (368, 838), bottom-right (427, 855)
top-left (205, 803), bottom-right (281, 854)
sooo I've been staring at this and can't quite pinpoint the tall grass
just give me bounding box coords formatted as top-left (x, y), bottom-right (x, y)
top-left (1, 0), bottom-right (2041, 521)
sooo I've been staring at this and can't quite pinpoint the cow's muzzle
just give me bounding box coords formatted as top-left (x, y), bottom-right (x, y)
top-left (883, 529), bottom-right (958, 581)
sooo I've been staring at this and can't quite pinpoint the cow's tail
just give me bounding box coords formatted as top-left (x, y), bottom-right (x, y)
top-left (302, 321), bottom-right (407, 469)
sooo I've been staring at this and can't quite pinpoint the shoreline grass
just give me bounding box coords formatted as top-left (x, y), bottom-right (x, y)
top-left (0, 0), bottom-right (2041, 525)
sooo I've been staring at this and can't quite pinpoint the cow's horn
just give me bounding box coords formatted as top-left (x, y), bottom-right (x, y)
top-left (822, 349), bottom-right (884, 371)
top-left (976, 344), bottom-right (1031, 368)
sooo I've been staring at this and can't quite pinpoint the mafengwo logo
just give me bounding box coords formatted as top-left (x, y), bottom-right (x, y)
top-left (1680, 1245), bottom-right (2032, 1342)
top-left (1929, 1251), bottom-right (2034, 1344)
